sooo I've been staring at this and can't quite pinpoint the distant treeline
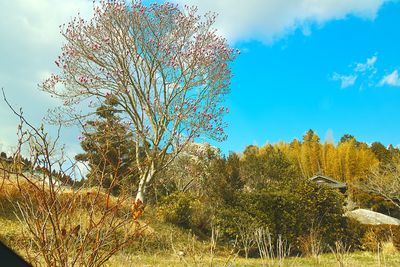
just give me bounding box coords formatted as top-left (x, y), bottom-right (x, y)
top-left (238, 129), bottom-right (399, 185)
top-left (0, 151), bottom-right (76, 186)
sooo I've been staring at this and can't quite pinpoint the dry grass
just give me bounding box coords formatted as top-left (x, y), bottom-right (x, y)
top-left (0, 175), bottom-right (141, 265)
top-left (1, 174), bottom-right (399, 266)
top-left (104, 251), bottom-right (400, 267)
top-left (1, 206), bottom-right (400, 267)
top-left (381, 241), bottom-right (398, 255)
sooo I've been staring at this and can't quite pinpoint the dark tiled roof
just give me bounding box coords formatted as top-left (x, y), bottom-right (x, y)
top-left (309, 175), bottom-right (347, 189)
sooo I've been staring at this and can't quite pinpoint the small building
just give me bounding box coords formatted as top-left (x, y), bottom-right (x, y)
top-left (345, 209), bottom-right (400, 225)
top-left (309, 174), bottom-right (347, 193)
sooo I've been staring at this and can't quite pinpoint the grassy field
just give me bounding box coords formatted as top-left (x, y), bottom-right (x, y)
top-left (2, 215), bottom-right (400, 266)
top-left (2, 210), bottom-right (399, 267)
top-left (1, 175), bottom-right (400, 267)
top-left (105, 251), bottom-right (400, 267)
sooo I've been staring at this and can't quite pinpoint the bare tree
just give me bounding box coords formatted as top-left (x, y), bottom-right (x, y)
top-left (161, 143), bottom-right (219, 195)
top-left (363, 163), bottom-right (400, 210)
top-left (41, 1), bottom-right (238, 204)
top-left (1, 91), bottom-right (141, 266)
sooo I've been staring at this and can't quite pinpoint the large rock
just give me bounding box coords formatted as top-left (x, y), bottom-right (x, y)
top-left (345, 208), bottom-right (400, 225)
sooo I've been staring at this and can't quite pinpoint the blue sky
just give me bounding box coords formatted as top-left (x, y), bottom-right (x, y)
top-left (215, 1), bottom-right (400, 154)
top-left (1, 0), bottom-right (400, 156)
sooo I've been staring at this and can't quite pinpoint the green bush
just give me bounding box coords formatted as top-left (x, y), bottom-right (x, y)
top-left (341, 218), bottom-right (366, 251)
top-left (157, 192), bottom-right (211, 234)
top-left (216, 181), bottom-right (347, 254)
top-left (157, 192), bottom-right (196, 228)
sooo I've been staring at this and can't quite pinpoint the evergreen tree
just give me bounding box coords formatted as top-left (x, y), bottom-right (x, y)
top-left (371, 142), bottom-right (391, 165)
top-left (339, 134), bottom-right (358, 145)
top-left (226, 152), bottom-right (243, 191)
top-left (75, 97), bottom-right (138, 193)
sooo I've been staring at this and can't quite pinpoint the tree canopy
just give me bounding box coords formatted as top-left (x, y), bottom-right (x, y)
top-left (42, 1), bottom-right (238, 202)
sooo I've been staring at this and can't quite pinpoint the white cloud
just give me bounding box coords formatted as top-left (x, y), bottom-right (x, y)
top-left (379, 70), bottom-right (400, 87)
top-left (332, 73), bottom-right (357, 88)
top-left (0, 135), bottom-right (13, 155)
top-left (0, 0), bottom-right (92, 154)
top-left (172, 0), bottom-right (387, 43)
top-left (355, 55), bottom-right (378, 72)
top-left (331, 54), bottom-right (379, 89)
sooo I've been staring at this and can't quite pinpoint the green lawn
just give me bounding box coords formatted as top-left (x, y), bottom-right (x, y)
top-left (106, 251), bottom-right (400, 267)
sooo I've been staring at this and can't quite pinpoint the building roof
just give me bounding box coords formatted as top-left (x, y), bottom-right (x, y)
top-left (345, 209), bottom-right (400, 225)
top-left (309, 174), bottom-right (347, 189)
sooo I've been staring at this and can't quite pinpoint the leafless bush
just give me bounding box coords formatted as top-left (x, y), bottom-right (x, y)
top-left (1, 92), bottom-right (142, 266)
top-left (209, 222), bottom-right (220, 266)
top-left (236, 220), bottom-right (256, 258)
top-left (254, 227), bottom-right (274, 261)
top-left (254, 227), bottom-right (293, 267)
top-left (298, 224), bottom-right (323, 262)
top-left (169, 227), bottom-right (238, 267)
top-left (170, 232), bottom-right (204, 266)
top-left (329, 240), bottom-right (351, 267)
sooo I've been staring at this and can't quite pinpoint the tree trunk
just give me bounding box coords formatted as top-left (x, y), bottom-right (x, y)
top-left (135, 167), bottom-right (155, 204)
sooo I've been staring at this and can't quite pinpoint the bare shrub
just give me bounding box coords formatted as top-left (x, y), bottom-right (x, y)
top-left (169, 227), bottom-right (238, 267)
top-left (329, 241), bottom-right (351, 267)
top-left (254, 227), bottom-right (293, 267)
top-left (254, 227), bottom-right (274, 261)
top-left (236, 220), bottom-right (256, 258)
top-left (361, 225), bottom-right (395, 252)
top-left (1, 92), bottom-right (141, 266)
top-left (298, 224), bottom-right (323, 262)
top-left (170, 232), bottom-right (204, 266)
top-left (209, 222), bottom-right (220, 266)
